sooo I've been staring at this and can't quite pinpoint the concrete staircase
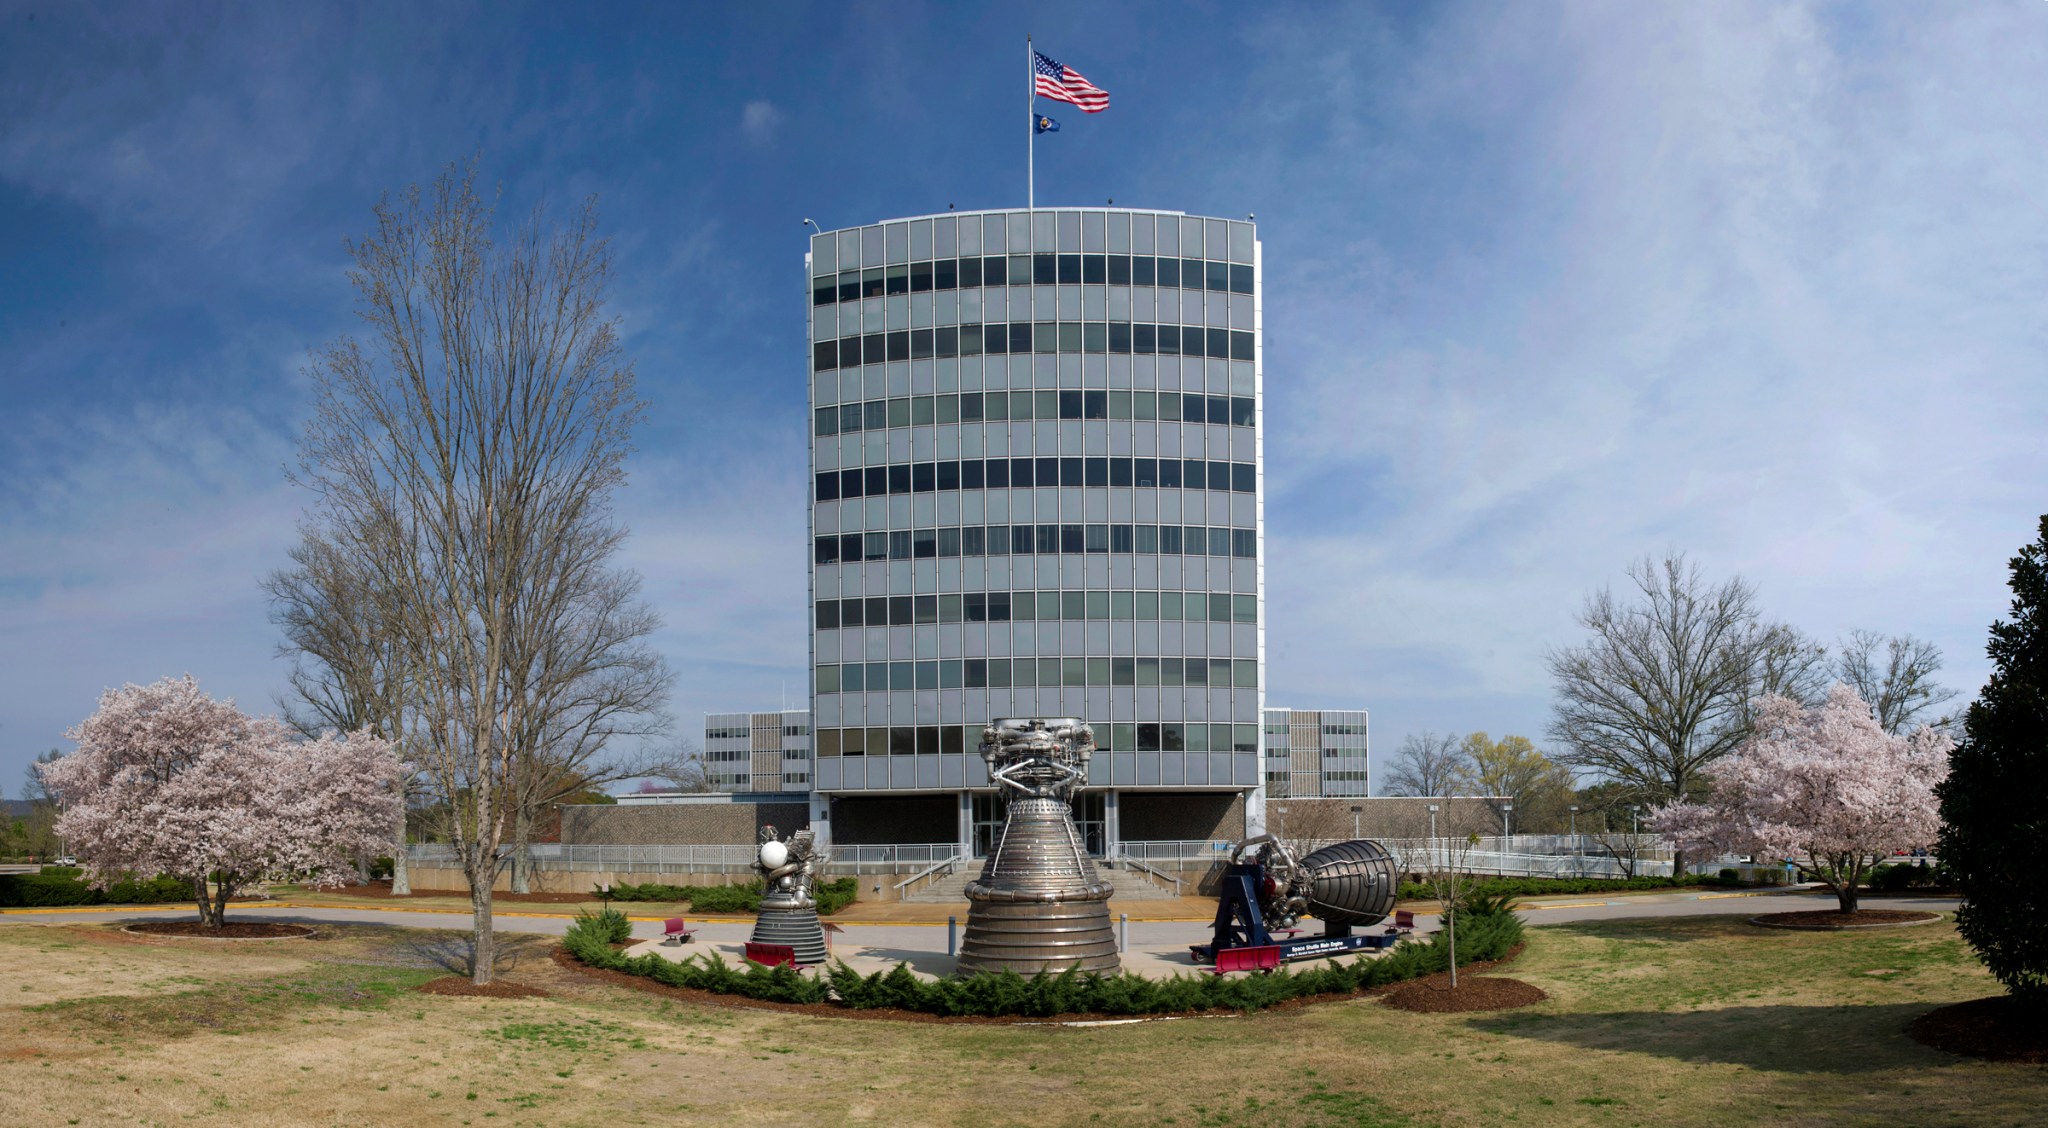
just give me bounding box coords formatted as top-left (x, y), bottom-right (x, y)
top-left (901, 858), bottom-right (1179, 903)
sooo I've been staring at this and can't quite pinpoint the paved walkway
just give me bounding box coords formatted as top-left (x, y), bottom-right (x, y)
top-left (1, 888), bottom-right (1960, 980)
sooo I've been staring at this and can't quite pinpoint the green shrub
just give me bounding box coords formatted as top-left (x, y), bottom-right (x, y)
top-left (1870, 863), bottom-right (1938, 892)
top-left (0, 871), bottom-right (191, 908)
top-left (565, 899), bottom-right (1525, 1018)
top-left (1716, 868), bottom-right (1743, 886)
top-left (573, 906), bottom-right (633, 945)
top-left (1396, 873), bottom-right (1704, 901)
top-left (813, 877), bottom-right (859, 915)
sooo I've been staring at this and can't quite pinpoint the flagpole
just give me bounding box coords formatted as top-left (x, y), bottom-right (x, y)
top-left (1026, 35), bottom-right (1035, 210)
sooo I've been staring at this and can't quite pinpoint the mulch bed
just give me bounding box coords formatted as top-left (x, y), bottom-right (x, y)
top-left (1381, 973), bottom-right (1548, 1013)
top-left (122, 921), bottom-right (315, 940)
top-left (415, 976), bottom-right (550, 999)
top-left (549, 942), bottom-right (1530, 1025)
top-left (1908, 995), bottom-right (2048, 1063)
top-left (1750, 910), bottom-right (1942, 930)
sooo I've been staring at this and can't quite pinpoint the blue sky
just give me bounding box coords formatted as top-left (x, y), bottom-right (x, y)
top-left (3, 2), bottom-right (2044, 793)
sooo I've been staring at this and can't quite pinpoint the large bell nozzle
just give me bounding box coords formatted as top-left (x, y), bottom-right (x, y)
top-left (1296, 839), bottom-right (1398, 927)
top-left (956, 718), bottom-right (1120, 976)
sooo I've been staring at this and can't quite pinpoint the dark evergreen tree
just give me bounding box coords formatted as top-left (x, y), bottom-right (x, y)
top-left (1939, 515), bottom-right (2048, 1008)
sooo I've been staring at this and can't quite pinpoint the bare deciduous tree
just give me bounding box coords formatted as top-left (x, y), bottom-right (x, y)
top-left (265, 526), bottom-right (421, 892)
top-left (1546, 552), bottom-right (1826, 872)
top-left (1266, 799), bottom-right (1357, 858)
top-left (643, 737), bottom-right (716, 793)
top-left (1835, 630), bottom-right (1959, 735)
top-left (1380, 731), bottom-right (1469, 797)
top-left (289, 159), bottom-right (670, 983)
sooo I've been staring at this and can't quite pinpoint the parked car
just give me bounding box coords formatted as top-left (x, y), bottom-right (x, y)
top-left (53, 856), bottom-right (77, 866)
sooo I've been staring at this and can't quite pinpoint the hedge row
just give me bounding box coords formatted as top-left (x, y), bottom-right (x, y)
top-left (1396, 873), bottom-right (1711, 901)
top-left (0, 871), bottom-right (194, 908)
top-left (599, 877), bottom-right (859, 916)
top-left (562, 906), bottom-right (1524, 1017)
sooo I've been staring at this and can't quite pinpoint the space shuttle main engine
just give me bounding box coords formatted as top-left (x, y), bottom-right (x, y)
top-left (955, 718), bottom-right (1121, 976)
top-left (748, 826), bottom-right (829, 964)
top-left (1191, 835), bottom-right (1401, 965)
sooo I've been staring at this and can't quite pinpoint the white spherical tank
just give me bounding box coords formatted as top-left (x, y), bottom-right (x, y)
top-left (759, 840), bottom-right (789, 869)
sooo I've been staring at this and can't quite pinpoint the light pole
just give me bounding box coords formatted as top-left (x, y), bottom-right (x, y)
top-left (1569, 805), bottom-right (1580, 876)
top-left (1501, 802), bottom-right (1513, 847)
top-left (1427, 803), bottom-right (1439, 843)
top-left (1350, 805), bottom-right (1362, 840)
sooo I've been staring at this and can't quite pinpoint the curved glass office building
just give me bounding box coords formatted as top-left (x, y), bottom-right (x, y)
top-left (804, 208), bottom-right (1264, 856)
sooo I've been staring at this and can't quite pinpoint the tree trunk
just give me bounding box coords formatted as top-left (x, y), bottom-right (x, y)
top-left (470, 868), bottom-right (496, 985)
top-left (213, 879), bottom-right (233, 928)
top-left (509, 807), bottom-right (532, 895)
top-left (391, 827), bottom-right (411, 896)
top-left (1446, 908), bottom-right (1458, 989)
top-left (193, 876), bottom-right (217, 928)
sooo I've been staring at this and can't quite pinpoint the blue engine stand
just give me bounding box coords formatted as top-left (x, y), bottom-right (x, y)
top-left (1189, 861), bottom-right (1390, 964)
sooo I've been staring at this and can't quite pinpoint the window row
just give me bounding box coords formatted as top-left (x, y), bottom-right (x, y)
top-left (814, 524), bottom-right (1258, 564)
top-left (811, 323), bottom-right (1253, 370)
top-left (817, 721), bottom-right (1260, 757)
top-left (816, 457), bottom-right (1255, 498)
top-left (705, 727), bottom-right (750, 740)
top-left (815, 390), bottom-right (1254, 434)
top-left (817, 656), bottom-right (1260, 694)
top-left (817, 589), bottom-right (1257, 628)
top-left (813, 255), bottom-right (1254, 305)
top-left (1322, 724), bottom-right (1366, 735)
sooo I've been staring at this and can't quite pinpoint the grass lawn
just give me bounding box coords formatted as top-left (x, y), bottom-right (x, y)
top-left (0, 913), bottom-right (2035, 1127)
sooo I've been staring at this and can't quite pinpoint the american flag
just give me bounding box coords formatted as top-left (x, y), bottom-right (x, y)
top-left (1034, 50), bottom-right (1109, 113)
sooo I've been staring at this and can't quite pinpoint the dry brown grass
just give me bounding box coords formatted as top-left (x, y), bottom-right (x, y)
top-left (0, 914), bottom-right (2038, 1127)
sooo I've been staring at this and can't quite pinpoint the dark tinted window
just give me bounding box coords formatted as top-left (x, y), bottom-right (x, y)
top-left (1085, 524), bottom-right (1108, 552)
top-left (1060, 524), bottom-right (1084, 553)
top-left (937, 461), bottom-right (959, 491)
top-left (887, 330), bottom-right (910, 361)
top-left (1182, 259), bottom-right (1202, 287)
top-left (864, 466), bottom-right (885, 496)
top-left (1133, 255), bottom-right (1156, 285)
top-left (814, 407), bottom-right (836, 436)
top-left (982, 255), bottom-right (1006, 285)
top-left (1083, 254), bottom-right (1105, 284)
top-left (840, 468), bottom-right (862, 498)
top-left (866, 596), bottom-right (887, 623)
top-left (960, 323), bottom-right (983, 355)
top-left (1209, 461), bottom-right (1229, 491)
top-left (912, 463), bottom-right (935, 493)
top-left (814, 537), bottom-right (838, 564)
top-left (1009, 322), bottom-right (1032, 352)
top-left (1233, 463), bottom-right (1255, 492)
top-left (889, 595), bottom-right (913, 625)
top-left (962, 526), bottom-right (985, 554)
top-left (1033, 253), bottom-right (1056, 284)
top-left (1010, 457), bottom-right (1033, 487)
top-left (1112, 524), bottom-right (1134, 552)
top-left (840, 598), bottom-right (865, 627)
top-left (1208, 328), bottom-right (1230, 359)
top-left (1109, 322), bottom-right (1131, 353)
top-left (958, 257), bottom-right (981, 287)
top-left (1158, 459), bottom-right (1182, 488)
top-left (885, 264), bottom-right (909, 295)
top-left (1206, 260), bottom-right (1229, 291)
top-left (910, 261), bottom-right (933, 292)
top-left (937, 527), bottom-right (960, 557)
top-left (1134, 457), bottom-right (1156, 487)
top-left (1110, 457), bottom-right (1132, 487)
top-left (1230, 264), bottom-right (1253, 294)
top-left (863, 334), bottom-right (885, 364)
top-left (1231, 396), bottom-right (1254, 426)
top-left (814, 341), bottom-right (836, 369)
top-left (1134, 324), bottom-right (1155, 354)
top-left (1037, 456), bottom-right (1059, 485)
top-left (838, 273), bottom-right (859, 302)
top-left (862, 267), bottom-right (885, 298)
top-left (1108, 254), bottom-right (1130, 284)
top-left (1183, 460), bottom-right (1206, 490)
top-left (912, 530), bottom-right (935, 559)
top-left (1084, 391), bottom-right (1107, 419)
top-left (1155, 257), bottom-right (1179, 287)
top-left (1182, 395), bottom-right (1205, 424)
top-left (1083, 323), bottom-right (1105, 352)
top-left (1157, 325), bottom-right (1179, 354)
top-left (888, 465), bottom-right (911, 494)
top-left (961, 459), bottom-right (984, 489)
top-left (1160, 526), bottom-right (1182, 553)
top-left (863, 400), bottom-right (885, 430)
top-left (1059, 390), bottom-right (1082, 419)
top-left (911, 329), bottom-right (934, 359)
top-left (1060, 456), bottom-right (1083, 487)
top-left (816, 600), bottom-right (839, 629)
top-left (840, 337), bottom-right (860, 367)
top-left (986, 458), bottom-right (1010, 488)
top-left (1057, 254), bottom-right (1081, 283)
top-left (1085, 457), bottom-right (1108, 487)
top-left (815, 471), bottom-right (839, 501)
top-left (1231, 331), bottom-right (1253, 361)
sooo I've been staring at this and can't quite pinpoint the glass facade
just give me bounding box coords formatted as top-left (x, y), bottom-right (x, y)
top-left (806, 209), bottom-right (1263, 817)
top-left (704, 710), bottom-right (812, 793)
top-left (1263, 708), bottom-right (1369, 798)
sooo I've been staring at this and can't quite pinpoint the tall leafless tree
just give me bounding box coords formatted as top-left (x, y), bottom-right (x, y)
top-left (1380, 731), bottom-right (1470, 797)
top-left (1546, 552), bottom-right (1827, 872)
top-left (1835, 630), bottom-right (1959, 735)
top-left (290, 159), bottom-right (670, 983)
top-left (264, 525), bottom-right (420, 891)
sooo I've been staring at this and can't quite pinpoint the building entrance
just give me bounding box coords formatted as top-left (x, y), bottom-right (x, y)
top-left (971, 791), bottom-right (1108, 858)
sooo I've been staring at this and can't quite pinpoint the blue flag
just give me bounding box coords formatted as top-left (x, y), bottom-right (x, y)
top-left (1034, 112), bottom-right (1060, 135)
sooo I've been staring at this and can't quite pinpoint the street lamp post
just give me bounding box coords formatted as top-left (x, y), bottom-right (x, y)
top-left (1427, 803), bottom-right (1439, 843)
top-left (1501, 803), bottom-right (1513, 848)
top-left (1569, 805), bottom-right (1580, 876)
top-left (1350, 805), bottom-right (1362, 840)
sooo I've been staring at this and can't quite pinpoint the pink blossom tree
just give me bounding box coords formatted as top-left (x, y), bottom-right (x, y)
top-left (40, 676), bottom-right (403, 929)
top-left (1653, 684), bottom-right (1951, 912)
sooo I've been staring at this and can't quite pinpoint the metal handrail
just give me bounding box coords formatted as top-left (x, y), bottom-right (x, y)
top-left (892, 852), bottom-right (964, 894)
top-left (1110, 853), bottom-right (1182, 895)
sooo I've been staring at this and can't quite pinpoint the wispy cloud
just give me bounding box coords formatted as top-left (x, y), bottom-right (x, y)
top-left (739, 99), bottom-right (784, 146)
